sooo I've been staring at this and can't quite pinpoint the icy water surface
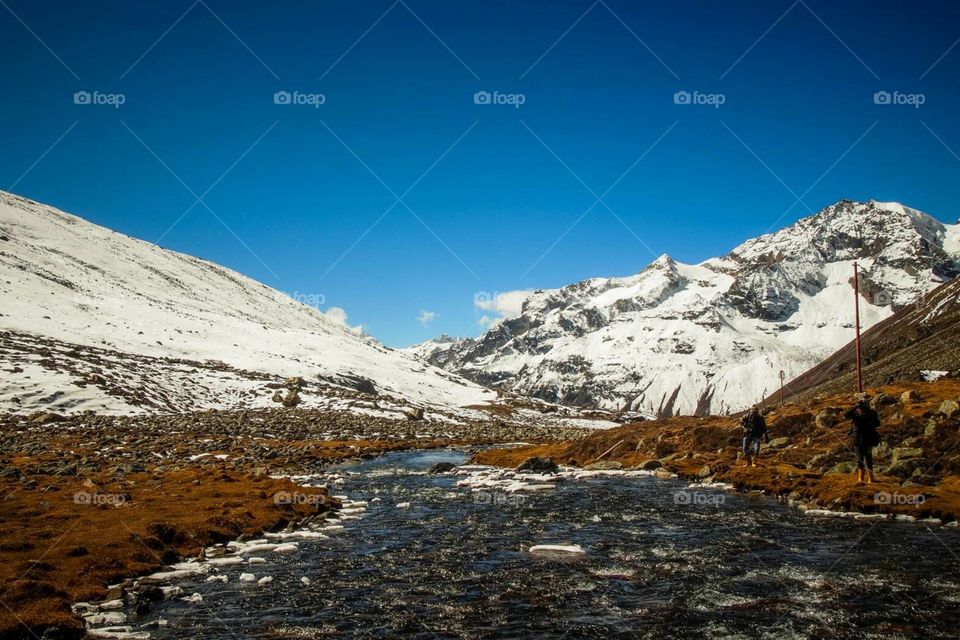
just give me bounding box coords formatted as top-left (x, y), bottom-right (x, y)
top-left (137, 450), bottom-right (960, 639)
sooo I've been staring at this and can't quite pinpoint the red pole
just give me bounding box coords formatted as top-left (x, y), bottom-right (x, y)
top-left (853, 262), bottom-right (863, 393)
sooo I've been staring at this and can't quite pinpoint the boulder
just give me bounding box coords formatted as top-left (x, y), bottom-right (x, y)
top-left (402, 407), bottom-right (425, 421)
top-left (815, 408), bottom-right (840, 429)
top-left (891, 447), bottom-right (924, 464)
top-left (870, 393), bottom-right (896, 410)
top-left (286, 376), bottom-right (305, 390)
top-left (697, 464), bottom-right (713, 479)
top-left (938, 399), bottom-right (960, 419)
top-left (270, 391), bottom-right (284, 404)
top-left (635, 459), bottom-right (661, 471)
top-left (516, 457), bottom-right (559, 474)
top-left (765, 437), bottom-right (790, 450)
top-left (827, 462), bottom-right (856, 475)
top-left (901, 389), bottom-right (921, 404)
top-left (887, 458), bottom-right (927, 478)
top-left (428, 462), bottom-right (456, 474)
top-left (584, 460), bottom-right (624, 471)
top-left (281, 388), bottom-right (301, 408)
top-left (27, 412), bottom-right (67, 425)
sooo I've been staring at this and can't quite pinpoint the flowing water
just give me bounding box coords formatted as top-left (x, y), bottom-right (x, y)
top-left (132, 450), bottom-right (960, 639)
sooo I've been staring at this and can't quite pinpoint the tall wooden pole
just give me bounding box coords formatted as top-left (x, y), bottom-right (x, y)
top-left (853, 262), bottom-right (863, 393)
top-left (779, 370), bottom-right (785, 406)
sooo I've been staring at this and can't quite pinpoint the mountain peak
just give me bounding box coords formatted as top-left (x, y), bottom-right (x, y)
top-left (647, 253), bottom-right (677, 271)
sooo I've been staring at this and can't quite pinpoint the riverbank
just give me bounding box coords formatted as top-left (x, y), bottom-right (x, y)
top-left (474, 379), bottom-right (960, 522)
top-left (0, 408), bottom-right (593, 639)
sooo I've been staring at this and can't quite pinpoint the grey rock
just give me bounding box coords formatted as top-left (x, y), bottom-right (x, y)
top-left (891, 447), bottom-right (924, 464)
top-left (428, 462), bottom-right (456, 474)
top-left (517, 456), bottom-right (559, 474)
top-left (900, 389), bottom-right (921, 403)
top-left (938, 399), bottom-right (959, 419)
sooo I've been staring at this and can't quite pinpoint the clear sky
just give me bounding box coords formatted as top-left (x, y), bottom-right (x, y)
top-left (1, 0), bottom-right (959, 346)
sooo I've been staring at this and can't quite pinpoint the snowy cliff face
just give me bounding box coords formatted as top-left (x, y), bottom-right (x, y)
top-left (409, 200), bottom-right (960, 417)
top-left (0, 191), bottom-right (494, 415)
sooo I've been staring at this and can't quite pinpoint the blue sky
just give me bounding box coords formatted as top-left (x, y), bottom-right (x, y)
top-left (1, 0), bottom-right (959, 346)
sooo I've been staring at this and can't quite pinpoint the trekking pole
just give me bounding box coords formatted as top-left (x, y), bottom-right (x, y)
top-left (853, 262), bottom-right (863, 394)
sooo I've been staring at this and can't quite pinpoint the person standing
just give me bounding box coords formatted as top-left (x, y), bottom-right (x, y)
top-left (740, 405), bottom-right (769, 467)
top-left (844, 395), bottom-right (881, 484)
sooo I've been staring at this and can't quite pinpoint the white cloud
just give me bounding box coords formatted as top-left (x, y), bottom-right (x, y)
top-left (323, 306), bottom-right (363, 335)
top-left (474, 290), bottom-right (533, 328)
top-left (417, 310), bottom-right (437, 326)
top-left (324, 306), bottom-right (349, 325)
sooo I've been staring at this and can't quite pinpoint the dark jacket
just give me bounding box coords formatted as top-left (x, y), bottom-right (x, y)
top-left (741, 411), bottom-right (768, 439)
top-left (844, 404), bottom-right (880, 449)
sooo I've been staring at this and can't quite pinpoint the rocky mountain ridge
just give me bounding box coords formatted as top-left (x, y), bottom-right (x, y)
top-left (408, 200), bottom-right (960, 416)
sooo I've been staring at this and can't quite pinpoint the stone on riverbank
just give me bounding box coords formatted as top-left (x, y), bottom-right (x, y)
top-left (516, 456), bottom-right (559, 474)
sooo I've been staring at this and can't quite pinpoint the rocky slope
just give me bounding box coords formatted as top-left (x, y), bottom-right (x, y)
top-left (410, 200), bottom-right (960, 416)
top-left (0, 190), bottom-right (496, 416)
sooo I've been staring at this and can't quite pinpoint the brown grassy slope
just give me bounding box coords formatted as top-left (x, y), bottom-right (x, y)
top-left (0, 467), bottom-right (337, 639)
top-left (476, 379), bottom-right (960, 520)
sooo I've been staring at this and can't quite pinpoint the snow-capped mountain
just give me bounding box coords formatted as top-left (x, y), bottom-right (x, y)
top-left (0, 190), bottom-right (495, 415)
top-left (408, 200), bottom-right (960, 416)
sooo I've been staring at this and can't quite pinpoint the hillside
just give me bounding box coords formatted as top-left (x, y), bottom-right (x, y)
top-left (0, 191), bottom-right (495, 416)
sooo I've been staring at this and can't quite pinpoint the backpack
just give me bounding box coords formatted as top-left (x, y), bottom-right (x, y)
top-left (865, 409), bottom-right (881, 446)
top-left (742, 413), bottom-right (765, 437)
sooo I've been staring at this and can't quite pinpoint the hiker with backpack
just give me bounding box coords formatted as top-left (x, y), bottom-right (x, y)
top-left (844, 394), bottom-right (881, 484)
top-left (740, 405), bottom-right (769, 467)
